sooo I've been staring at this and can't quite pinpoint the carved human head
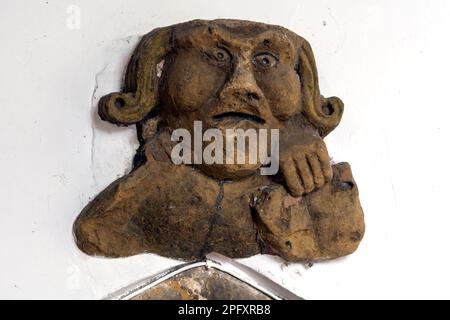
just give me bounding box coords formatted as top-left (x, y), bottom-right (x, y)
top-left (98, 20), bottom-right (343, 179)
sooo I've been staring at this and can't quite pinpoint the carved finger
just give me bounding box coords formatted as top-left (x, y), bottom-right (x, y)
top-left (281, 158), bottom-right (304, 197)
top-left (317, 145), bottom-right (333, 181)
top-left (307, 154), bottom-right (325, 187)
top-left (294, 155), bottom-right (315, 193)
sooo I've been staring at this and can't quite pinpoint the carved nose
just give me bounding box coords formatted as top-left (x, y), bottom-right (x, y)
top-left (232, 87), bottom-right (262, 107)
top-left (246, 91), bottom-right (260, 102)
top-left (219, 68), bottom-right (264, 107)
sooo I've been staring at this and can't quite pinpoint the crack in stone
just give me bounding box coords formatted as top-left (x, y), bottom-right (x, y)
top-left (199, 181), bottom-right (225, 257)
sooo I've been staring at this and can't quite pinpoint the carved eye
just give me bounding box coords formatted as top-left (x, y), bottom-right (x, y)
top-left (207, 47), bottom-right (231, 64)
top-left (253, 53), bottom-right (278, 68)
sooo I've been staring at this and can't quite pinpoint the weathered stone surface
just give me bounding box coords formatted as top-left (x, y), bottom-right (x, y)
top-left (131, 267), bottom-right (271, 300)
top-left (74, 19), bottom-right (365, 262)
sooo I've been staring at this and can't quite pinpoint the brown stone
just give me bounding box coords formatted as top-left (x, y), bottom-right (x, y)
top-left (73, 19), bottom-right (365, 262)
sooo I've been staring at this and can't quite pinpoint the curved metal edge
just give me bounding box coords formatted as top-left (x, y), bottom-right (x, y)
top-left (104, 261), bottom-right (207, 300)
top-left (104, 252), bottom-right (302, 300)
top-left (205, 253), bottom-right (302, 300)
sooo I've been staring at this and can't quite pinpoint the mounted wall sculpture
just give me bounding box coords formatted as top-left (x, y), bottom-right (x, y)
top-left (74, 19), bottom-right (365, 261)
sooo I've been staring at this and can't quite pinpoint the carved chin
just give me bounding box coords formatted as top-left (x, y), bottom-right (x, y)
top-left (196, 162), bottom-right (262, 180)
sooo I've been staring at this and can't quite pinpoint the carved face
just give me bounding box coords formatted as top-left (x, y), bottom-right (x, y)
top-left (158, 25), bottom-right (302, 179)
top-left (98, 20), bottom-right (344, 179)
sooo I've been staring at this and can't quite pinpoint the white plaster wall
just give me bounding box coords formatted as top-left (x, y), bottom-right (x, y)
top-left (1, 0), bottom-right (450, 299)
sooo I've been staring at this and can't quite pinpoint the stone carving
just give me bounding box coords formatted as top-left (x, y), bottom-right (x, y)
top-left (74, 19), bottom-right (365, 261)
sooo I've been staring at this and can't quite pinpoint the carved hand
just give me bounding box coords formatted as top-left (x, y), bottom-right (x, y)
top-left (280, 137), bottom-right (332, 197)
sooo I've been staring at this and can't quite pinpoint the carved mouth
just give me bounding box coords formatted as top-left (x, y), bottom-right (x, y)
top-left (212, 112), bottom-right (265, 124)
